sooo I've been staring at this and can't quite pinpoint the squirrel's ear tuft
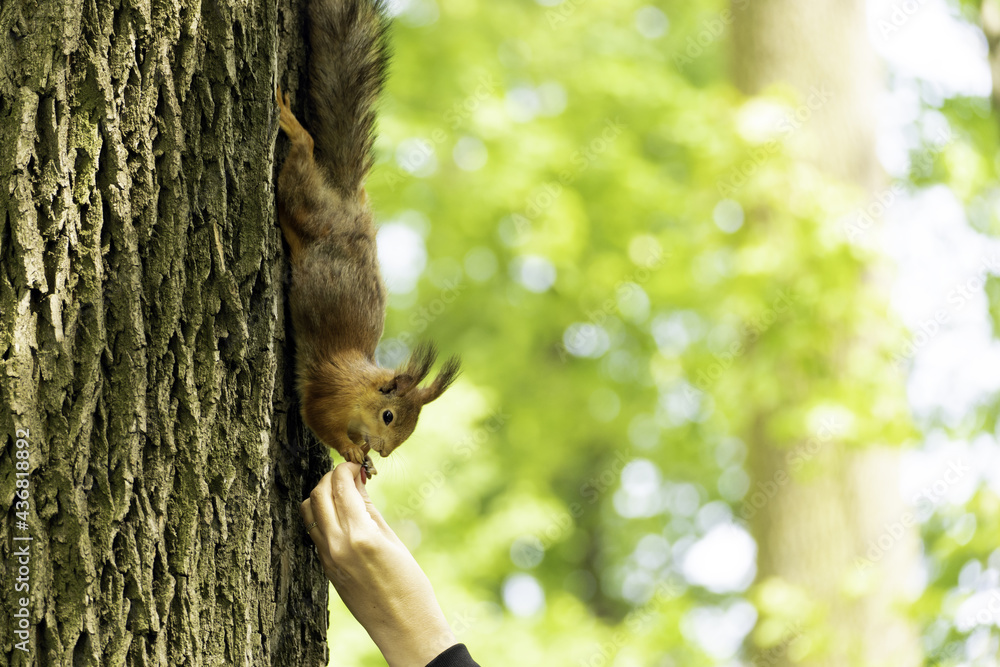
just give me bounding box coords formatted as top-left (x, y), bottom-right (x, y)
top-left (418, 355), bottom-right (461, 405)
top-left (396, 342), bottom-right (437, 395)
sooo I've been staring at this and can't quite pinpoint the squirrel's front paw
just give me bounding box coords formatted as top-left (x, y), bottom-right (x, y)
top-left (343, 443), bottom-right (367, 466)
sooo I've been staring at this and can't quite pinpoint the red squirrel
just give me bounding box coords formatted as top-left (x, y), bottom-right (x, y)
top-left (275, 0), bottom-right (459, 475)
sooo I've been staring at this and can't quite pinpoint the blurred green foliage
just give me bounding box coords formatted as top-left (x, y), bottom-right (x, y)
top-left (319, 0), bottom-right (1000, 664)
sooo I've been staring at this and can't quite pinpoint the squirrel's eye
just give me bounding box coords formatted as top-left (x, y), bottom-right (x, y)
top-left (382, 410), bottom-right (394, 425)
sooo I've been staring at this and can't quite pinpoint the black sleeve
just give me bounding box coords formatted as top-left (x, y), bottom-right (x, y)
top-left (425, 643), bottom-right (481, 667)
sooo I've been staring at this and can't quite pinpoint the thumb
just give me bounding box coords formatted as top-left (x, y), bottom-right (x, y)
top-left (354, 473), bottom-right (394, 534)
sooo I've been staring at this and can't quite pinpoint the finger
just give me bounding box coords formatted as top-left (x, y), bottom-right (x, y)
top-left (300, 497), bottom-right (314, 527)
top-left (307, 471), bottom-right (343, 540)
top-left (300, 497), bottom-right (324, 541)
top-left (331, 462), bottom-right (374, 534)
top-left (300, 495), bottom-right (344, 582)
top-left (353, 473), bottom-right (396, 537)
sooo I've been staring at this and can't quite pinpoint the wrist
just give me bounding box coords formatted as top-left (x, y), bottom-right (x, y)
top-left (379, 609), bottom-right (455, 667)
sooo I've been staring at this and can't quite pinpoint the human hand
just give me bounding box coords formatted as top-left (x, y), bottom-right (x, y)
top-left (300, 463), bottom-right (457, 667)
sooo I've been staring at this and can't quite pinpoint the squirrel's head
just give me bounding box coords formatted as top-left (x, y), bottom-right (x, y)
top-left (350, 343), bottom-right (461, 458)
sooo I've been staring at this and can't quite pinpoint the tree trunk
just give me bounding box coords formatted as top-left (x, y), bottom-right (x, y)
top-left (1, 0), bottom-right (330, 664)
top-left (730, 2), bottom-right (922, 666)
top-left (982, 0), bottom-right (1000, 112)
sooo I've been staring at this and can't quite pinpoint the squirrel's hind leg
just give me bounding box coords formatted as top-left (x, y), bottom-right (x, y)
top-left (276, 87), bottom-right (313, 152)
top-left (275, 87), bottom-right (346, 253)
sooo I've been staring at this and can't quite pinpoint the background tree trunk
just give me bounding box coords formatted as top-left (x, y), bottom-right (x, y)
top-left (982, 0), bottom-right (1000, 112)
top-left (0, 0), bottom-right (330, 664)
top-left (730, 2), bottom-right (922, 666)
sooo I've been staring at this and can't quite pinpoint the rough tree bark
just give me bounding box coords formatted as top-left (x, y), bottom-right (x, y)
top-left (730, 1), bottom-right (922, 666)
top-left (0, 0), bottom-right (331, 665)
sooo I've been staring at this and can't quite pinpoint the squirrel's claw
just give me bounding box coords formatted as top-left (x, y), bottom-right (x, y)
top-left (276, 86), bottom-right (311, 150)
top-left (343, 443), bottom-right (366, 465)
top-left (276, 86), bottom-right (293, 134)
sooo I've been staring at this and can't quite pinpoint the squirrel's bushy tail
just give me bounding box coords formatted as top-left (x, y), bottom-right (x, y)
top-left (309, 0), bottom-right (390, 196)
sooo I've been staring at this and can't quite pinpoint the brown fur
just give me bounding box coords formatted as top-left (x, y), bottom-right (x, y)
top-left (275, 0), bottom-right (459, 473)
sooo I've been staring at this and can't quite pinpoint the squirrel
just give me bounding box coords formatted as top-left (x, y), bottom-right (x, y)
top-left (275, 0), bottom-right (460, 476)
